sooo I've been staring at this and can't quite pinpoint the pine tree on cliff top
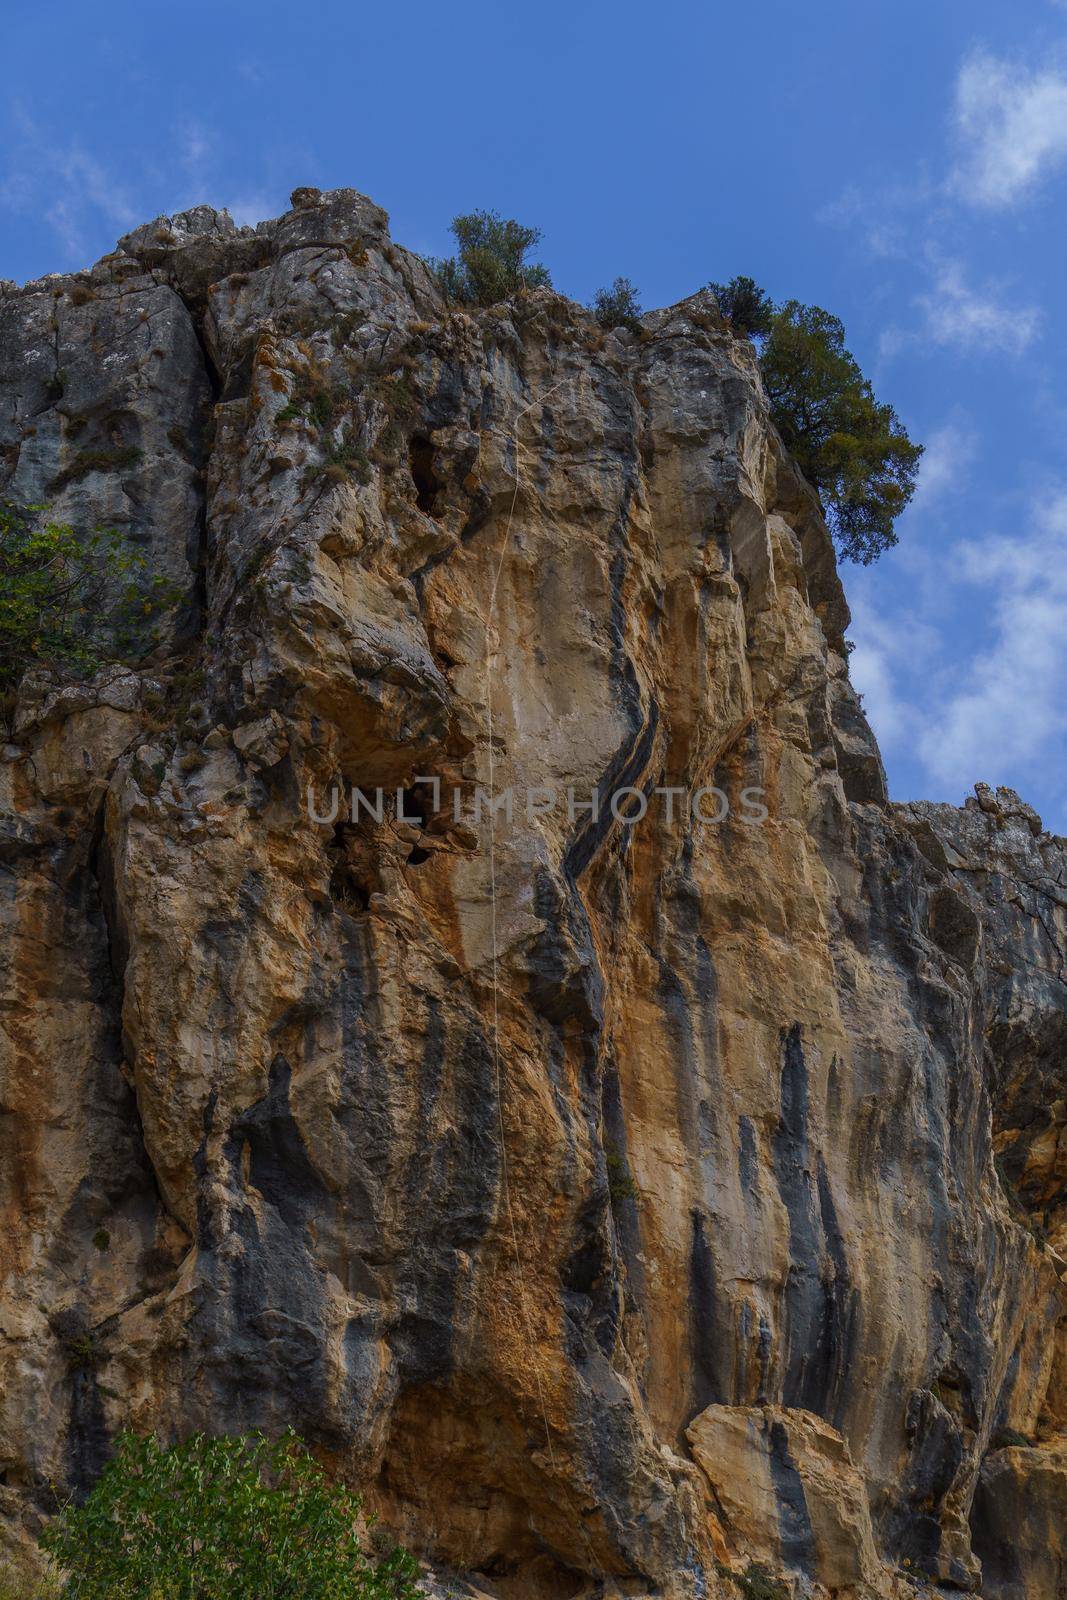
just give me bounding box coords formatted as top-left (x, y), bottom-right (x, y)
top-left (713, 277), bottom-right (923, 563)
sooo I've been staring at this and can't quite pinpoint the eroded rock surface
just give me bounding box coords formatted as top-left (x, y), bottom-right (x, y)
top-left (1, 190), bottom-right (1065, 1599)
top-left (687, 1402), bottom-right (884, 1592)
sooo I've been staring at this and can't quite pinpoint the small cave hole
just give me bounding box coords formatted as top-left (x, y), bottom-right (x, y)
top-left (330, 871), bottom-right (371, 913)
top-left (407, 845), bottom-right (432, 866)
top-left (409, 435), bottom-right (441, 515)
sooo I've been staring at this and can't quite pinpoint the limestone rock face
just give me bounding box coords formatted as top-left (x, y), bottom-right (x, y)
top-left (1, 191), bottom-right (1066, 1599)
top-left (686, 1403), bottom-right (884, 1594)
top-left (972, 1443), bottom-right (1067, 1600)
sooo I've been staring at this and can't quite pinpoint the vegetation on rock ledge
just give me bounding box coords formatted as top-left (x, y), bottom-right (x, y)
top-left (40, 1430), bottom-right (420, 1600)
top-left (711, 275), bottom-right (923, 564)
top-left (431, 210), bottom-right (551, 305)
top-left (429, 213), bottom-right (919, 563)
top-left (591, 276), bottom-right (643, 333)
top-left (0, 502), bottom-right (179, 716)
top-left (708, 275), bottom-right (776, 338)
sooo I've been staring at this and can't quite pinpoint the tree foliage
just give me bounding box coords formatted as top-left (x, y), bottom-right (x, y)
top-left (591, 276), bottom-right (643, 333)
top-left (40, 1430), bottom-right (421, 1600)
top-left (707, 282), bottom-right (922, 561)
top-left (759, 301), bottom-right (923, 563)
top-left (709, 275), bottom-right (776, 338)
top-left (432, 210), bottom-right (551, 306)
top-left (0, 503), bottom-right (176, 703)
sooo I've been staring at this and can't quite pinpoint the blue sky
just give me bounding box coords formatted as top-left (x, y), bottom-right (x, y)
top-left (3, 0), bottom-right (1066, 832)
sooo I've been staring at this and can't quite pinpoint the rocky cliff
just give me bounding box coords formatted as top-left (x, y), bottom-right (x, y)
top-left (0, 188), bottom-right (1064, 1600)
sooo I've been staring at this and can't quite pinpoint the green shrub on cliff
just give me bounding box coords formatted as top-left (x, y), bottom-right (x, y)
top-left (0, 503), bottom-right (177, 707)
top-left (432, 210), bottom-right (551, 305)
top-left (40, 1430), bottom-right (420, 1600)
top-left (710, 282), bottom-right (922, 563)
top-left (759, 301), bottom-right (923, 564)
top-left (591, 277), bottom-right (643, 333)
top-left (709, 274), bottom-right (776, 338)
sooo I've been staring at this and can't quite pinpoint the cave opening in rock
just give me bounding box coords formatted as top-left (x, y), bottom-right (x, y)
top-left (409, 435), bottom-right (441, 515)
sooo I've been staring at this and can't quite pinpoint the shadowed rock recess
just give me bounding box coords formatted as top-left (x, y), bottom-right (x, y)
top-left (1, 189), bottom-right (1065, 1599)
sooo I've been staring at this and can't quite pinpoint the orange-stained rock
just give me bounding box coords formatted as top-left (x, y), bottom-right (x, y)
top-left (687, 1403), bottom-right (884, 1595)
top-left (0, 191), bottom-right (1065, 1599)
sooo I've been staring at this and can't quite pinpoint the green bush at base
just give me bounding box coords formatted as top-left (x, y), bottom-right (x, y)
top-left (40, 1430), bottom-right (421, 1600)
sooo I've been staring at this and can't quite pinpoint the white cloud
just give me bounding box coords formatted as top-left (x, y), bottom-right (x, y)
top-left (952, 50), bottom-right (1067, 207)
top-left (878, 326), bottom-right (906, 361)
top-left (849, 633), bottom-right (913, 750)
top-left (917, 259), bottom-right (1039, 354)
top-left (907, 420), bottom-right (978, 513)
top-left (848, 488), bottom-right (1067, 828)
top-left (166, 121), bottom-right (222, 212)
top-left (824, 47), bottom-right (1062, 369)
top-left (1, 103), bottom-right (294, 269)
top-left (179, 123), bottom-right (213, 172)
top-left (916, 492), bottom-right (1067, 794)
top-left (846, 589), bottom-right (941, 753)
top-left (0, 107), bottom-right (138, 259)
top-left (223, 193), bottom-right (275, 228)
top-left (818, 181), bottom-right (933, 260)
top-left (164, 124), bottom-right (285, 230)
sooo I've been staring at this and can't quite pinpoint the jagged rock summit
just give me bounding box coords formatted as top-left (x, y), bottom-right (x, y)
top-left (1, 189), bottom-right (1065, 1599)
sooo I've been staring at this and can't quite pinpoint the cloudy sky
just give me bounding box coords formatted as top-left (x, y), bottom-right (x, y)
top-left (3, 0), bottom-right (1064, 832)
